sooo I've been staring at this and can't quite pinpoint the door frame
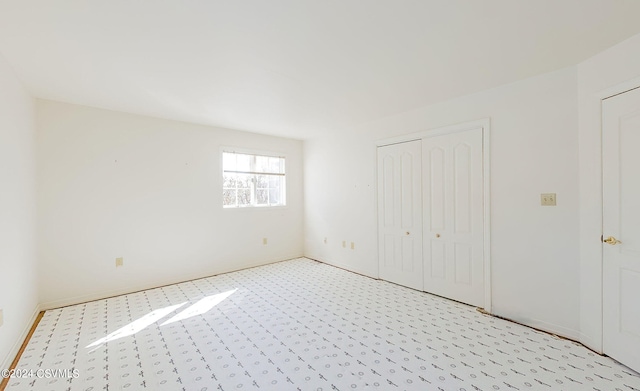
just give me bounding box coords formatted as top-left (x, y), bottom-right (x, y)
top-left (580, 77), bottom-right (640, 353)
top-left (375, 118), bottom-right (492, 312)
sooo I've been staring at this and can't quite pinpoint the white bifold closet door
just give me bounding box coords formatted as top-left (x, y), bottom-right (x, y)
top-left (602, 86), bottom-right (640, 373)
top-left (423, 128), bottom-right (484, 307)
top-left (377, 140), bottom-right (423, 291)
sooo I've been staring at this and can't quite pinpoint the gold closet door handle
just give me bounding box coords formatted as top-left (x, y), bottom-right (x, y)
top-left (603, 236), bottom-right (622, 245)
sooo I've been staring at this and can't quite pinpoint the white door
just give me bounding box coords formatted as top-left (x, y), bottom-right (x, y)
top-left (423, 128), bottom-right (484, 307)
top-left (377, 140), bottom-right (423, 291)
top-left (603, 87), bottom-right (640, 373)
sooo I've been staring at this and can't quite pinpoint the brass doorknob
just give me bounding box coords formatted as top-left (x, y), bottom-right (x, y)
top-left (406, 231), bottom-right (410, 235)
top-left (603, 236), bottom-right (622, 245)
top-left (435, 233), bottom-right (441, 238)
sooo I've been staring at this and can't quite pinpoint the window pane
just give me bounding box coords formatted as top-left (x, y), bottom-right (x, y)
top-left (269, 157), bottom-right (283, 174)
top-left (223, 174), bottom-right (237, 189)
top-left (223, 189), bottom-right (236, 206)
top-left (256, 175), bottom-right (268, 189)
top-left (236, 174), bottom-right (251, 189)
top-left (238, 189), bottom-right (251, 205)
top-left (237, 154), bottom-right (251, 172)
top-left (269, 188), bottom-right (280, 205)
top-left (222, 152), bottom-right (236, 171)
top-left (256, 189), bottom-right (268, 204)
top-left (268, 175), bottom-right (281, 188)
top-left (255, 156), bottom-right (269, 173)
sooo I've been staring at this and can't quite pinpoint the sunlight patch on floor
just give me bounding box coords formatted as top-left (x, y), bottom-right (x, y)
top-left (86, 302), bottom-right (188, 350)
top-left (161, 288), bottom-right (237, 326)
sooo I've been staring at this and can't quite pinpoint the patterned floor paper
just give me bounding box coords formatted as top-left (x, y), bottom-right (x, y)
top-left (6, 257), bottom-right (640, 391)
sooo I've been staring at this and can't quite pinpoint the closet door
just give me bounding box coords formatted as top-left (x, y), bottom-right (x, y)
top-left (377, 140), bottom-right (423, 291)
top-left (423, 128), bottom-right (484, 307)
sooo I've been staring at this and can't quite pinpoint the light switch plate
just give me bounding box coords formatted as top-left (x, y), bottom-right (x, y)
top-left (116, 257), bottom-right (124, 267)
top-left (541, 193), bottom-right (557, 206)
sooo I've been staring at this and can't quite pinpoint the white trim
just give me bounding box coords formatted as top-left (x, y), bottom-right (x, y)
top-left (220, 145), bottom-right (287, 159)
top-left (308, 255), bottom-right (378, 280)
top-left (221, 204), bottom-right (290, 212)
top-left (512, 316), bottom-right (581, 342)
top-left (482, 121), bottom-right (492, 313)
top-left (598, 75), bottom-right (640, 101)
top-left (578, 332), bottom-right (602, 354)
top-left (1, 305), bottom-right (41, 372)
top-left (376, 118), bottom-right (491, 147)
top-left (372, 140), bottom-right (381, 279)
top-left (374, 118), bottom-right (492, 312)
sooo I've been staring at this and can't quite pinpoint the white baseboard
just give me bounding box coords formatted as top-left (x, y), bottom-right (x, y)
top-left (578, 332), bottom-right (603, 354)
top-left (497, 317), bottom-right (606, 354)
top-left (489, 311), bottom-right (581, 343)
top-left (40, 254), bottom-right (304, 311)
top-left (305, 254), bottom-right (378, 280)
top-left (523, 318), bottom-right (581, 342)
top-left (1, 304), bottom-right (41, 371)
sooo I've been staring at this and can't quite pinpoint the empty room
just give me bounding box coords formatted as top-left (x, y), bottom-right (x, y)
top-left (2, 1), bottom-right (640, 390)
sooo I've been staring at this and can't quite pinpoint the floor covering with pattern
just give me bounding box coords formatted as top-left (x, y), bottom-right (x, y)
top-left (5, 258), bottom-right (640, 391)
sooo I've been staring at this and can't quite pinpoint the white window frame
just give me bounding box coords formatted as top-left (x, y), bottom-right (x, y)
top-left (221, 148), bottom-right (287, 209)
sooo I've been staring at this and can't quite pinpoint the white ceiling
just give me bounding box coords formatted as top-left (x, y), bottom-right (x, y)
top-left (1, 1), bottom-right (640, 139)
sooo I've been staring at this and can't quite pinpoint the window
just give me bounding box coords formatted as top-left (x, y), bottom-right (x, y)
top-left (222, 151), bottom-right (286, 208)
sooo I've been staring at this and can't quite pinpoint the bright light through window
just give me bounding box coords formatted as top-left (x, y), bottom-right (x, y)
top-left (222, 151), bottom-right (286, 208)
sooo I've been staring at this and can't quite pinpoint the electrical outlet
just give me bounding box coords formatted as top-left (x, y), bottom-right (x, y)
top-left (263, 238), bottom-right (268, 245)
top-left (116, 257), bottom-right (124, 267)
top-left (541, 193), bottom-right (557, 206)
top-left (0, 308), bottom-right (4, 327)
top-left (342, 240), bottom-right (346, 248)
top-left (350, 242), bottom-right (355, 250)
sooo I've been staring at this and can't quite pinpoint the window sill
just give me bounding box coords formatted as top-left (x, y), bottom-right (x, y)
top-left (222, 205), bottom-right (289, 211)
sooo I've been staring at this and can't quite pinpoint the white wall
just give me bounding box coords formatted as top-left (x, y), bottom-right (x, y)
top-left (577, 32), bottom-right (640, 352)
top-left (305, 67), bottom-right (581, 339)
top-left (37, 100), bottom-right (304, 309)
top-left (0, 53), bottom-right (38, 370)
